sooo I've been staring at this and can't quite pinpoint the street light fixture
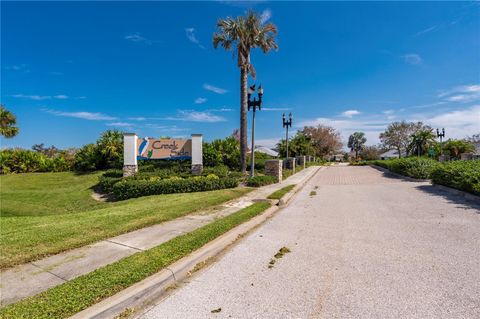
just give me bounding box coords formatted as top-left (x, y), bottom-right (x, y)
top-left (282, 112), bottom-right (293, 158)
top-left (248, 84), bottom-right (263, 178)
top-left (436, 128), bottom-right (446, 155)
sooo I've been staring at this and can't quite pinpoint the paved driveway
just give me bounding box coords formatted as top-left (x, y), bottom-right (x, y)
top-left (140, 166), bottom-right (480, 319)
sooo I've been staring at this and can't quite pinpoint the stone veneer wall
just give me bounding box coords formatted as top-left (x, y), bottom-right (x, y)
top-left (285, 157), bottom-right (296, 173)
top-left (265, 160), bottom-right (283, 183)
top-left (123, 165), bottom-right (138, 177)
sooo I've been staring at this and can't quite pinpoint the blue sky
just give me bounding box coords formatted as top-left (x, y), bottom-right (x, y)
top-left (2, 1), bottom-right (479, 149)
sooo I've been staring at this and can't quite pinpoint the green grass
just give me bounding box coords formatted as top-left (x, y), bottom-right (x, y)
top-left (0, 201), bottom-right (271, 319)
top-left (0, 171), bottom-right (251, 269)
top-left (267, 185), bottom-right (295, 200)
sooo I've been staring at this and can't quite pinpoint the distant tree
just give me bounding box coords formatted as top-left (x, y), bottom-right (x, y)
top-left (443, 139), bottom-right (475, 159)
top-left (360, 145), bottom-right (382, 160)
top-left (213, 11), bottom-right (278, 173)
top-left (301, 125), bottom-right (343, 156)
top-left (276, 132), bottom-right (315, 158)
top-left (347, 132), bottom-right (367, 159)
top-left (32, 143), bottom-right (59, 157)
top-left (96, 129), bottom-right (124, 169)
top-left (408, 127), bottom-right (436, 156)
top-left (0, 104), bottom-right (19, 138)
top-left (466, 133), bottom-right (480, 144)
top-left (379, 121), bottom-right (424, 157)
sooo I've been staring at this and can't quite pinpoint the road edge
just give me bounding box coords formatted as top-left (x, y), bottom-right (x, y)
top-left (70, 166), bottom-right (322, 319)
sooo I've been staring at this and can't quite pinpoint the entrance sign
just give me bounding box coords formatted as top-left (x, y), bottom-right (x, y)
top-left (137, 138), bottom-right (192, 160)
top-left (123, 133), bottom-right (203, 177)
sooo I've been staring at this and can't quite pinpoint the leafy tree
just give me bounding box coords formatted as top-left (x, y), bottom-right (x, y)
top-left (347, 132), bottom-right (367, 159)
top-left (203, 137), bottom-right (240, 169)
top-left (74, 144), bottom-right (100, 171)
top-left (0, 104), bottom-right (19, 138)
top-left (360, 145), bottom-right (383, 160)
top-left (379, 121), bottom-right (424, 157)
top-left (276, 132), bottom-right (315, 158)
top-left (213, 11), bottom-right (278, 173)
top-left (408, 127), bottom-right (436, 156)
top-left (443, 139), bottom-right (475, 159)
top-left (32, 143), bottom-right (59, 157)
top-left (301, 125), bottom-right (343, 157)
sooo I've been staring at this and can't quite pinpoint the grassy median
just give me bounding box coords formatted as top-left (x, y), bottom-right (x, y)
top-left (0, 201), bottom-right (271, 319)
top-left (267, 185), bottom-right (295, 200)
top-left (0, 171), bottom-right (251, 269)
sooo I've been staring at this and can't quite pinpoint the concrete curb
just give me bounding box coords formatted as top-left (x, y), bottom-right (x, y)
top-left (70, 167), bottom-right (321, 319)
top-left (371, 165), bottom-right (479, 203)
top-left (279, 166), bottom-right (324, 207)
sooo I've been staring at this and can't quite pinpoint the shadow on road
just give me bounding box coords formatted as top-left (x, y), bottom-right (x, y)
top-left (416, 184), bottom-right (480, 212)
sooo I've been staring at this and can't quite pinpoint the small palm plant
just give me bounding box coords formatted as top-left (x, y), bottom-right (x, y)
top-left (213, 11), bottom-right (278, 173)
top-left (0, 104), bottom-right (19, 138)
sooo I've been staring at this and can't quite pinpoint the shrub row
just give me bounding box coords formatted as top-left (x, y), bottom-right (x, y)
top-left (373, 157), bottom-right (439, 179)
top-left (246, 175), bottom-right (276, 187)
top-left (431, 160), bottom-right (480, 195)
top-left (112, 175), bottom-right (239, 200)
top-left (0, 149), bottom-right (72, 174)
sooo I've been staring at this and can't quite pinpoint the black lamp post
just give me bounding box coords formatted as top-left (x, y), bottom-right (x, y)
top-left (436, 128), bottom-right (446, 155)
top-left (282, 112), bottom-right (293, 158)
top-left (248, 84), bottom-right (263, 178)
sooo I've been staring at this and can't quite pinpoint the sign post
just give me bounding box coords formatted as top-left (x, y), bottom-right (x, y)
top-left (123, 133), bottom-right (138, 177)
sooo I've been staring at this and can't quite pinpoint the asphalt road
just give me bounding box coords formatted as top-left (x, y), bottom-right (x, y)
top-left (140, 166), bottom-right (480, 319)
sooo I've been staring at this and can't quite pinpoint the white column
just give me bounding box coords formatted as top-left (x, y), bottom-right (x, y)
top-left (123, 133), bottom-right (138, 177)
top-left (191, 134), bottom-right (203, 175)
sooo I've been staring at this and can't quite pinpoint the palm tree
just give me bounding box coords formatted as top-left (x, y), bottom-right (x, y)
top-left (0, 104), bottom-right (19, 138)
top-left (348, 132), bottom-right (367, 159)
top-left (213, 11), bottom-right (278, 173)
top-left (409, 128), bottom-right (436, 156)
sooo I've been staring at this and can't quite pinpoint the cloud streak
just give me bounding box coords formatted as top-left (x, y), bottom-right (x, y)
top-left (194, 97), bottom-right (207, 104)
top-left (203, 83), bottom-right (228, 94)
top-left (124, 33), bottom-right (156, 45)
top-left (341, 110), bottom-right (361, 118)
top-left (166, 110), bottom-right (226, 123)
top-left (402, 53), bottom-right (422, 65)
top-left (185, 28), bottom-right (205, 49)
top-left (44, 109), bottom-right (117, 121)
top-left (260, 9), bottom-right (272, 24)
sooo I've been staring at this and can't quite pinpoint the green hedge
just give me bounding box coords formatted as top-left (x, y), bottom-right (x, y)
top-left (246, 175), bottom-right (276, 187)
top-left (373, 157), bottom-right (440, 179)
top-left (431, 160), bottom-right (480, 195)
top-left (112, 175), bottom-right (239, 200)
top-left (0, 149), bottom-right (72, 174)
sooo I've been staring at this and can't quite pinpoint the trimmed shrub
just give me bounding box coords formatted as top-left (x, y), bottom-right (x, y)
top-left (98, 170), bottom-right (123, 193)
top-left (246, 175), bottom-right (276, 187)
top-left (112, 176), bottom-right (239, 200)
top-left (373, 157), bottom-right (439, 179)
top-left (431, 160), bottom-right (480, 195)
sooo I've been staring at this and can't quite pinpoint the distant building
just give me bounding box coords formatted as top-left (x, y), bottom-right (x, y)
top-left (379, 149), bottom-right (405, 160)
top-left (248, 146), bottom-right (279, 157)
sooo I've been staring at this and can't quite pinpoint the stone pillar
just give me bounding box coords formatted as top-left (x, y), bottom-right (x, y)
top-left (460, 153), bottom-right (473, 161)
top-left (438, 154), bottom-right (450, 162)
top-left (296, 156), bottom-right (306, 169)
top-left (265, 159), bottom-right (283, 183)
top-left (285, 157), bottom-right (296, 173)
top-left (123, 133), bottom-right (138, 177)
top-left (191, 134), bottom-right (203, 175)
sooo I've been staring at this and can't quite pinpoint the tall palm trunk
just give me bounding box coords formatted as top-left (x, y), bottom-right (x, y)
top-left (239, 65), bottom-right (248, 173)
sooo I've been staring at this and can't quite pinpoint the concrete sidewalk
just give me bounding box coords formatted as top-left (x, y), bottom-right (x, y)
top-left (0, 166), bottom-right (320, 306)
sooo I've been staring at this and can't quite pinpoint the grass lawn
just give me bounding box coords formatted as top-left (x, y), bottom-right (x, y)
top-left (267, 184), bottom-right (295, 200)
top-left (0, 201), bottom-right (271, 319)
top-left (0, 172), bottom-right (251, 269)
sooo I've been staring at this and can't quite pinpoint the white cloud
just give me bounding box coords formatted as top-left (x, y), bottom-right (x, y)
top-left (4, 64), bottom-right (30, 73)
top-left (12, 94), bottom-right (69, 100)
top-left (341, 109), bottom-right (361, 118)
top-left (106, 122), bottom-right (133, 127)
top-left (203, 83), bottom-right (228, 94)
top-left (194, 97), bottom-right (207, 104)
top-left (12, 94), bottom-right (51, 100)
top-left (44, 109), bottom-right (117, 121)
top-left (185, 28), bottom-right (205, 49)
top-left (415, 25), bottom-right (437, 37)
top-left (166, 110), bottom-right (226, 123)
top-left (206, 107), bottom-right (233, 112)
top-left (124, 33), bottom-right (154, 45)
top-left (260, 9), bottom-right (272, 24)
top-left (262, 107), bottom-right (291, 111)
top-left (128, 117), bottom-right (147, 121)
top-left (402, 53), bottom-right (422, 65)
top-left (438, 84), bottom-right (480, 103)
top-left (255, 138), bottom-right (279, 149)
